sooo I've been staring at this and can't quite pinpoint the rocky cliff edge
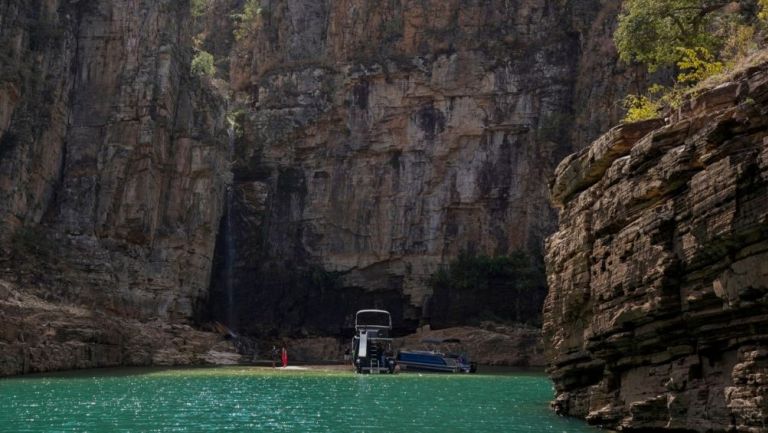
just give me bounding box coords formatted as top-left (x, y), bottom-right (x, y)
top-left (544, 60), bottom-right (768, 432)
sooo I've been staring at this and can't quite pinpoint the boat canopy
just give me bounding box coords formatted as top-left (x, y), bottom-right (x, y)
top-left (355, 309), bottom-right (392, 329)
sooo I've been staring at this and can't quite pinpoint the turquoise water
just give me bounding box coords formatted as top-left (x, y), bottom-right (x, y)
top-left (0, 367), bottom-right (600, 432)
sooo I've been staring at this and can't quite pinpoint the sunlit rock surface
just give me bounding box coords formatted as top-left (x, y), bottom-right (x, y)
top-left (209, 0), bottom-right (640, 335)
top-left (1, 0), bottom-right (645, 374)
top-left (544, 63), bottom-right (768, 432)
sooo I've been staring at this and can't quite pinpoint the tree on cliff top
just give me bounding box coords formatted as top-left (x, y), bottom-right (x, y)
top-left (614, 0), bottom-right (735, 72)
top-left (615, 0), bottom-right (768, 121)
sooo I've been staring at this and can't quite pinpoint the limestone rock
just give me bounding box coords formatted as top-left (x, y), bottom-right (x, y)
top-left (0, 279), bottom-right (239, 377)
top-left (544, 62), bottom-right (768, 432)
top-left (0, 0), bottom-right (230, 375)
top-left (395, 323), bottom-right (545, 367)
top-left (209, 0), bottom-right (639, 336)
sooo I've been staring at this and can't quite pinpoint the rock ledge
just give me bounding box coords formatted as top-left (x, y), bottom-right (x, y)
top-left (544, 61), bottom-right (768, 432)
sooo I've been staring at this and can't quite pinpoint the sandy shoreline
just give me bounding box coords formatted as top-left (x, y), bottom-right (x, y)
top-left (2, 363), bottom-right (546, 380)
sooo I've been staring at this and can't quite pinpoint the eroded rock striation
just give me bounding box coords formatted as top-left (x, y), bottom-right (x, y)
top-left (0, 0), bottom-right (234, 375)
top-left (209, 0), bottom-right (641, 335)
top-left (0, 0), bottom-right (649, 374)
top-left (544, 64), bottom-right (768, 431)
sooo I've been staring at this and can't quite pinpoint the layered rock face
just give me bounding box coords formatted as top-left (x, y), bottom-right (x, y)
top-left (0, 0), bottom-right (650, 374)
top-left (0, 0), bottom-right (232, 375)
top-left (210, 0), bottom-right (639, 335)
top-left (544, 65), bottom-right (768, 431)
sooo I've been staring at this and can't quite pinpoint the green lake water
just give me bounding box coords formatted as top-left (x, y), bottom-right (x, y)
top-left (0, 367), bottom-right (601, 432)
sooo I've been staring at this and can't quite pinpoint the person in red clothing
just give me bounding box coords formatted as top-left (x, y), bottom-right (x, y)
top-left (281, 345), bottom-right (288, 368)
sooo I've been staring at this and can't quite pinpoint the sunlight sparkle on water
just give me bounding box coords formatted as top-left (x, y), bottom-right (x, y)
top-left (0, 367), bottom-right (600, 433)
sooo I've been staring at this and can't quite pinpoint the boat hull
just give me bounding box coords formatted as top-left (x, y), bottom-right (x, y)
top-left (396, 351), bottom-right (473, 374)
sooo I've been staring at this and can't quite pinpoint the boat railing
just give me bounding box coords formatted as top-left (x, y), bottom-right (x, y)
top-left (353, 335), bottom-right (393, 342)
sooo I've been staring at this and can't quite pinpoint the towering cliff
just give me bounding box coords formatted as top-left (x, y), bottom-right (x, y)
top-left (0, 0), bottom-right (233, 375)
top-left (0, 0), bottom-right (653, 374)
top-left (207, 0), bottom-right (643, 336)
top-left (544, 64), bottom-right (768, 431)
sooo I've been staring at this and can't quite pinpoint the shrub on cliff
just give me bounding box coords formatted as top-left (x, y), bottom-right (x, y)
top-left (427, 251), bottom-right (547, 328)
top-left (191, 50), bottom-right (216, 77)
top-left (232, 0), bottom-right (262, 40)
top-left (191, 0), bottom-right (210, 18)
top-left (761, 0), bottom-right (768, 21)
top-left (615, 0), bottom-right (767, 121)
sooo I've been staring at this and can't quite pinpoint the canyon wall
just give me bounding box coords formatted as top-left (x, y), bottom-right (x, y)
top-left (0, 0), bottom-right (233, 375)
top-left (209, 0), bottom-right (642, 336)
top-left (0, 0), bottom-right (652, 374)
top-left (544, 65), bottom-right (768, 431)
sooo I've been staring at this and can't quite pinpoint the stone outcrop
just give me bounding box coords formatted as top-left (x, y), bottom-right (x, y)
top-left (268, 322), bottom-right (544, 367)
top-left (0, 0), bottom-right (234, 375)
top-left (394, 323), bottom-right (545, 367)
top-left (208, 0), bottom-right (642, 336)
top-left (0, 280), bottom-right (240, 376)
top-left (544, 63), bottom-right (768, 431)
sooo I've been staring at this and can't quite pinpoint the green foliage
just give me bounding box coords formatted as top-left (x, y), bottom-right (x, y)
top-left (621, 45), bottom-right (725, 123)
top-left (614, 0), bottom-right (730, 72)
top-left (614, 0), bottom-right (767, 122)
top-left (226, 109), bottom-right (246, 138)
top-left (675, 46), bottom-right (724, 84)
top-left (232, 0), bottom-right (262, 41)
top-left (428, 250), bottom-right (546, 327)
top-left (623, 94), bottom-right (662, 122)
top-left (191, 0), bottom-right (210, 17)
top-left (722, 23), bottom-right (758, 61)
top-left (191, 50), bottom-right (216, 77)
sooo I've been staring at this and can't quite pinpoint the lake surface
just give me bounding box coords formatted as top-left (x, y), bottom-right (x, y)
top-left (0, 367), bottom-right (601, 432)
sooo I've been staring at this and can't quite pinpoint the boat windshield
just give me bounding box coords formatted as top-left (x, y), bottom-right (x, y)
top-left (355, 310), bottom-right (391, 328)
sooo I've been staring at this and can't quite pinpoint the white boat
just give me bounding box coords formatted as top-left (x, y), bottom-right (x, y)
top-left (351, 309), bottom-right (396, 374)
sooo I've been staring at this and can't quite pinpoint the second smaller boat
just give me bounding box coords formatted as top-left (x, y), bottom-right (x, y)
top-left (396, 338), bottom-right (477, 373)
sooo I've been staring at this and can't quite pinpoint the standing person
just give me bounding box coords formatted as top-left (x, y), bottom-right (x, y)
top-left (281, 345), bottom-right (288, 368)
top-left (270, 345), bottom-right (278, 368)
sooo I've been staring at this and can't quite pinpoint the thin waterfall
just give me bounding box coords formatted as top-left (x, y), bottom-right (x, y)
top-left (225, 126), bottom-right (236, 332)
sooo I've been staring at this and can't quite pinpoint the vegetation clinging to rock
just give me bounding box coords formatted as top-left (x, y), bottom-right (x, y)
top-left (614, 0), bottom-right (733, 72)
top-left (616, 0), bottom-right (768, 121)
top-left (427, 251), bottom-right (547, 328)
top-left (191, 50), bottom-right (216, 77)
top-left (191, 0), bottom-right (210, 18)
top-left (232, 0), bottom-right (262, 41)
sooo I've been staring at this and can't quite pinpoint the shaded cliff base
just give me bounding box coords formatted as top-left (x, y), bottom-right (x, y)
top-left (0, 279), bottom-right (239, 377)
top-left (0, 266), bottom-right (543, 376)
top-left (545, 57), bottom-right (768, 432)
top-left (263, 323), bottom-right (544, 367)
